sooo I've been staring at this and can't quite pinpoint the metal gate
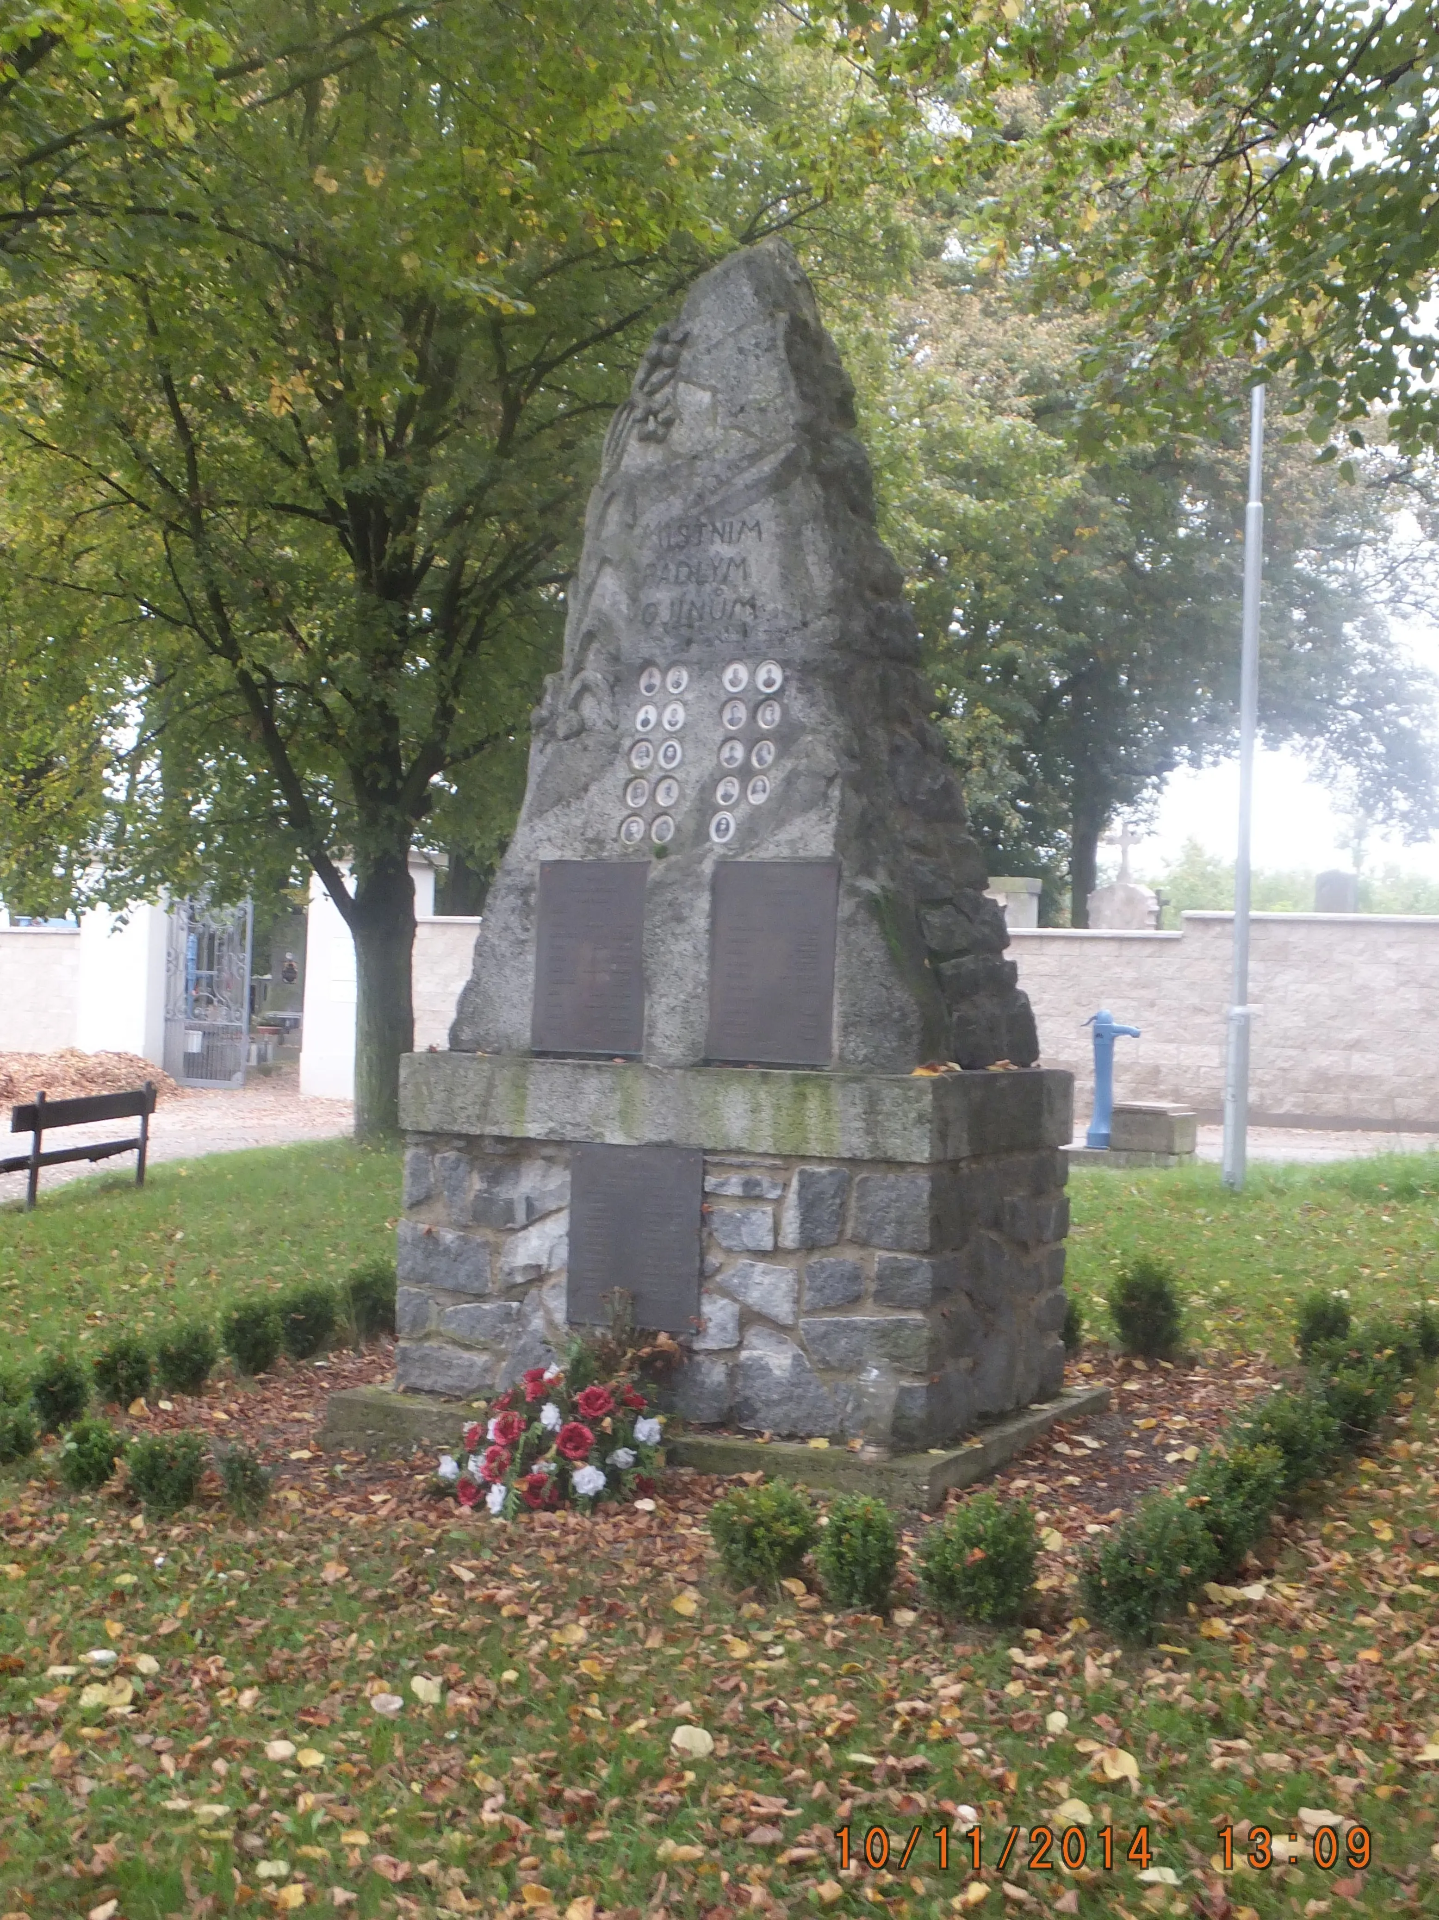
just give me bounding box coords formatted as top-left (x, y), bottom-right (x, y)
top-left (163, 899), bottom-right (253, 1089)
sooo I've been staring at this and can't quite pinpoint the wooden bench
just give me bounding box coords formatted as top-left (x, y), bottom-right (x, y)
top-left (2, 1084), bottom-right (157, 1210)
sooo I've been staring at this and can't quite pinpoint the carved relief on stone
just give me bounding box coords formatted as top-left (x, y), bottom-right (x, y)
top-left (600, 322), bottom-right (690, 476)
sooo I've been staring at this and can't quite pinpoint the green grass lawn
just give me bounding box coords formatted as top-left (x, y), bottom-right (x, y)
top-left (2, 1145), bottom-right (1439, 1917)
top-left (0, 1142), bottom-right (402, 1370)
top-left (1066, 1153), bottom-right (1439, 1361)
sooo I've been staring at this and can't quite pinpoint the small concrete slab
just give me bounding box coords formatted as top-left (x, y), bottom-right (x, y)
top-left (321, 1380), bottom-right (1109, 1510)
top-left (1065, 1144), bottom-right (1194, 1169)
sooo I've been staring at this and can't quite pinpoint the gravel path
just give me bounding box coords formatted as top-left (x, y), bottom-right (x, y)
top-left (1195, 1122), bottom-right (1439, 1164)
top-left (1, 1070), bottom-right (352, 1205)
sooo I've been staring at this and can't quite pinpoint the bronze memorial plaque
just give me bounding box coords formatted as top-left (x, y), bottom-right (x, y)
top-left (567, 1142), bottom-right (702, 1334)
top-left (706, 859), bottom-right (839, 1067)
top-left (531, 860), bottom-right (647, 1056)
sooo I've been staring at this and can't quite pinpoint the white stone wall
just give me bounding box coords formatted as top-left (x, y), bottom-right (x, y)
top-left (0, 929), bottom-right (83, 1051)
top-left (1012, 911), bottom-right (1439, 1130)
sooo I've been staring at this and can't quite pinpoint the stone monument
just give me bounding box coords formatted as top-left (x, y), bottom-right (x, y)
top-left (1087, 823), bottom-right (1159, 930)
top-left (391, 240), bottom-right (1074, 1448)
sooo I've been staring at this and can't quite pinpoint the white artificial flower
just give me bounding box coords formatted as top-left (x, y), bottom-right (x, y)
top-left (572, 1464), bottom-right (606, 1498)
top-left (607, 1447), bottom-right (636, 1470)
top-left (533, 1459), bottom-right (554, 1476)
top-left (486, 1482), bottom-right (507, 1516)
top-left (543, 1363), bottom-right (563, 1381)
top-left (539, 1401), bottom-right (562, 1430)
top-left (633, 1416), bottom-right (662, 1446)
top-left (467, 1453), bottom-right (485, 1481)
top-left (436, 1454), bottom-right (460, 1482)
top-left (486, 1416), bottom-right (504, 1442)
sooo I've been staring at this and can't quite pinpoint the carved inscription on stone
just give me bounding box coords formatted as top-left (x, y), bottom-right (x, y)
top-left (567, 1142), bottom-right (702, 1334)
top-left (531, 861), bottom-right (646, 1057)
top-left (706, 860), bottom-right (839, 1067)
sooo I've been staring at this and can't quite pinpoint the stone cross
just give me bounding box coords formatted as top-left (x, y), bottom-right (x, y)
top-left (1102, 822), bottom-right (1141, 886)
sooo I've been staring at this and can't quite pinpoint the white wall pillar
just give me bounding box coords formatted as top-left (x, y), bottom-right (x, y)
top-left (75, 902), bottom-right (169, 1065)
top-left (299, 854), bottom-right (443, 1101)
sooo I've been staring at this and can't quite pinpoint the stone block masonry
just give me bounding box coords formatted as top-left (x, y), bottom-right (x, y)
top-left (396, 1054), bottom-right (1072, 1448)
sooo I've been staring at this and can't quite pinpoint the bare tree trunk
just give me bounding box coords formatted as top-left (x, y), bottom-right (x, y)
top-left (349, 852), bottom-right (415, 1139)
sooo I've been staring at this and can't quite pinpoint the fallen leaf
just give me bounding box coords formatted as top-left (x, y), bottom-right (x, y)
top-left (339, 1829), bottom-right (369, 1846)
top-left (1046, 1711), bottom-right (1069, 1735)
top-left (745, 1825), bottom-right (785, 1846)
top-left (1095, 1746), bottom-right (1139, 1785)
top-left (671, 1593), bottom-right (698, 1617)
top-left (656, 1839), bottom-right (706, 1862)
top-left (670, 1724), bottom-right (714, 1758)
top-left (520, 1886), bottom-right (553, 1907)
top-left (1137, 1867), bottom-right (1181, 1886)
top-left (1052, 1797), bottom-right (1092, 1825)
top-left (265, 1740), bottom-right (297, 1761)
top-left (370, 1856), bottom-right (412, 1884)
top-left (891, 1607), bottom-right (918, 1626)
top-left (410, 1674), bottom-right (442, 1705)
top-left (566, 1901), bottom-right (596, 1920)
top-left (133, 1653), bottom-right (160, 1676)
top-left (296, 1747), bottom-right (325, 1769)
top-left (275, 1887), bottom-right (306, 1911)
top-left (814, 1882), bottom-right (844, 1906)
top-left (553, 1622), bottom-right (588, 1646)
top-left (780, 1577), bottom-right (808, 1597)
top-left (956, 1887), bottom-right (990, 1908)
top-left (1040, 1528), bottom-right (1064, 1551)
top-left (370, 1693), bottom-right (404, 1717)
top-left (321, 1562), bottom-right (348, 1585)
top-left (88, 1905), bottom-right (119, 1920)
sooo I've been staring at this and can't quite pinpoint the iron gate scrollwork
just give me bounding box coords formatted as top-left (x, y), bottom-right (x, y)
top-left (163, 899), bottom-right (253, 1089)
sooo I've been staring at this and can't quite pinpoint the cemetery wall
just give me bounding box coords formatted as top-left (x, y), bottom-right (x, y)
top-left (0, 927), bottom-right (82, 1052)
top-left (1012, 910), bottom-right (1439, 1130)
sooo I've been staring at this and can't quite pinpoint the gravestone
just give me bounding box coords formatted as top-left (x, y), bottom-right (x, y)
top-left (391, 240), bottom-right (1073, 1447)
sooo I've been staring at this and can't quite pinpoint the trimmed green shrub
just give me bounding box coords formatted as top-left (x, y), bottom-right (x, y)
top-left (1234, 1390), bottom-right (1343, 1500)
top-left (222, 1300), bottom-right (283, 1377)
top-left (345, 1259), bottom-right (397, 1343)
top-left (276, 1282), bottom-right (338, 1361)
top-left (0, 1402), bottom-right (38, 1464)
top-left (216, 1444), bottom-right (271, 1519)
top-left (58, 1418), bottom-right (125, 1493)
top-left (155, 1321), bottom-right (220, 1397)
top-left (1308, 1337), bottom-right (1403, 1441)
top-left (0, 1368), bottom-right (28, 1407)
top-left (816, 1494), bottom-right (899, 1614)
top-left (709, 1480), bottom-right (819, 1588)
top-left (1184, 1442), bottom-right (1285, 1578)
top-left (92, 1334), bottom-right (152, 1408)
top-left (1079, 1493), bottom-right (1219, 1642)
top-left (1406, 1302), bottom-right (1439, 1363)
top-left (31, 1352), bottom-right (90, 1432)
top-left (127, 1432), bottom-right (207, 1515)
top-left (1062, 1294), bottom-right (1084, 1355)
top-left (1295, 1290), bottom-right (1351, 1357)
top-left (919, 1493), bottom-right (1038, 1627)
top-left (1107, 1256), bottom-right (1184, 1359)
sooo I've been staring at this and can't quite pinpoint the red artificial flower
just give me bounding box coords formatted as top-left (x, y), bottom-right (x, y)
top-left (492, 1390), bottom-right (515, 1413)
top-left (620, 1385), bottom-right (646, 1410)
top-left (554, 1421), bottom-right (595, 1463)
top-left (633, 1475), bottom-right (657, 1498)
top-left (574, 1384), bottom-right (614, 1420)
top-left (522, 1366), bottom-right (548, 1402)
top-left (462, 1422), bottom-right (483, 1453)
top-left (456, 1476), bottom-right (481, 1509)
top-left (491, 1410), bottom-right (524, 1445)
top-left (518, 1472), bottom-right (550, 1510)
top-left (482, 1444), bottom-right (512, 1482)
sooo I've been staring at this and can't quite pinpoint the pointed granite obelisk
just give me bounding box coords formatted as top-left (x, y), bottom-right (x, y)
top-left (450, 238), bottom-right (1037, 1072)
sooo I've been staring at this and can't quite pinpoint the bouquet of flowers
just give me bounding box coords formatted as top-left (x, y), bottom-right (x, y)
top-left (435, 1363), bottom-right (664, 1517)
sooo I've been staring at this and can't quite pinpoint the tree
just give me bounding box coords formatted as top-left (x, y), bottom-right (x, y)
top-left (842, 252), bottom-right (1439, 922)
top-left (826, 0), bottom-right (1439, 450)
top-left (0, 4), bottom-right (915, 1133)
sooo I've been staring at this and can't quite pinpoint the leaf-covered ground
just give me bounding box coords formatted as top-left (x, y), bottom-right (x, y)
top-left (2, 1340), bottom-right (1438, 1920)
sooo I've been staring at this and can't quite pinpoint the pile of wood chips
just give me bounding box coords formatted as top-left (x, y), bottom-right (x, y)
top-left (0, 1048), bottom-right (183, 1109)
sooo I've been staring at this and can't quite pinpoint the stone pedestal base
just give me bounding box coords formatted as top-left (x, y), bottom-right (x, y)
top-left (395, 1053), bottom-right (1073, 1451)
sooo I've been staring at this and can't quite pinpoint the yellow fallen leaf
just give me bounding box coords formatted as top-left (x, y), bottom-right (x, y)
top-left (1199, 1617), bottom-right (1232, 1639)
top-left (1357, 1648), bottom-right (1382, 1663)
top-left (266, 1740), bottom-right (297, 1761)
top-left (1415, 1564), bottom-right (1439, 1579)
top-left (553, 1622), bottom-right (588, 1646)
top-left (449, 1562), bottom-right (476, 1584)
top-left (814, 1882), bottom-right (844, 1906)
top-left (956, 1886), bottom-right (991, 1908)
top-left (670, 1724), bottom-right (714, 1758)
top-left (133, 1654), bottom-right (160, 1676)
top-left (520, 1886), bottom-right (553, 1906)
top-left (1040, 1528), bottom-right (1064, 1552)
top-left (1095, 1745), bottom-right (1139, 1785)
top-left (296, 1748), bottom-right (325, 1770)
top-left (1371, 1520), bottom-right (1394, 1542)
top-left (780, 1577), bottom-right (808, 1597)
top-left (577, 1659), bottom-right (605, 1680)
top-left (722, 1638), bottom-right (750, 1658)
top-left (806, 1437), bottom-right (830, 1449)
top-left (1046, 1710), bottom-right (1069, 1735)
top-left (1052, 1796), bottom-right (1092, 1825)
top-left (321, 1562), bottom-right (348, 1585)
top-left (128, 1398), bottom-right (148, 1417)
top-left (891, 1607), bottom-right (918, 1626)
top-left (411, 1674), bottom-right (443, 1704)
top-left (566, 1901), bottom-right (596, 1920)
top-left (1136, 1417), bottom-right (1157, 1430)
top-left (275, 1887), bottom-right (307, 1911)
top-left (104, 1619), bottom-right (124, 1640)
top-left (193, 1804), bottom-right (230, 1823)
top-left (656, 1839), bottom-right (705, 1862)
top-left (671, 1594), bottom-right (698, 1617)
top-left (340, 1829), bottom-right (369, 1845)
